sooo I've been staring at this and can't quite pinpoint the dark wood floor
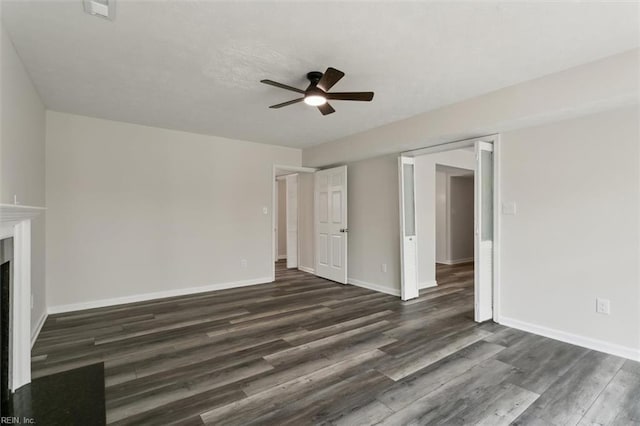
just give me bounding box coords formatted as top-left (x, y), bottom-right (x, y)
top-left (32, 261), bottom-right (640, 425)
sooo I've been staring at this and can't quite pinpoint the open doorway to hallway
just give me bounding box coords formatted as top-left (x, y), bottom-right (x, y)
top-left (434, 164), bottom-right (475, 317)
top-left (415, 149), bottom-right (476, 317)
top-left (399, 137), bottom-right (497, 322)
top-left (272, 166), bottom-right (316, 281)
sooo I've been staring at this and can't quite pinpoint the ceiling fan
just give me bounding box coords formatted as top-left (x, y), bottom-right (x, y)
top-left (260, 67), bottom-right (374, 116)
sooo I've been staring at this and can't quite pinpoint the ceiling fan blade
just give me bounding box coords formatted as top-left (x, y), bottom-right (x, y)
top-left (326, 92), bottom-right (374, 101)
top-left (316, 67), bottom-right (345, 92)
top-left (261, 79), bottom-right (305, 94)
top-left (317, 103), bottom-right (335, 116)
top-left (269, 98), bottom-right (304, 109)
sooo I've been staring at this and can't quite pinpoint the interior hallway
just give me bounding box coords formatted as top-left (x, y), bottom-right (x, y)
top-left (31, 264), bottom-right (640, 425)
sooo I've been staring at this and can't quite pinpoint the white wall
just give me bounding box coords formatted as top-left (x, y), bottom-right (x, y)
top-left (435, 171), bottom-right (447, 263)
top-left (448, 175), bottom-right (474, 262)
top-left (347, 155), bottom-right (400, 295)
top-left (46, 111), bottom-right (300, 311)
top-left (0, 22), bottom-right (47, 338)
top-left (277, 179), bottom-right (286, 258)
top-left (303, 49), bottom-right (639, 167)
top-left (297, 173), bottom-right (314, 272)
top-left (303, 106), bottom-right (640, 359)
top-left (500, 106), bottom-right (640, 355)
top-left (415, 150), bottom-right (475, 287)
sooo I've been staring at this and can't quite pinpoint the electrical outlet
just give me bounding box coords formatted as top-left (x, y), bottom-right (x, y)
top-left (240, 259), bottom-right (248, 268)
top-left (596, 298), bottom-right (610, 315)
top-left (381, 263), bottom-right (387, 273)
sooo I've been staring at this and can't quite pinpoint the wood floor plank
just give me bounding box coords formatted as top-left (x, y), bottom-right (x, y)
top-left (377, 327), bottom-right (492, 381)
top-left (376, 340), bottom-right (506, 411)
top-left (375, 359), bottom-right (521, 426)
top-left (245, 369), bottom-right (395, 426)
top-left (107, 358), bottom-right (273, 423)
top-left (495, 332), bottom-right (590, 394)
top-left (263, 320), bottom-right (392, 366)
top-left (512, 350), bottom-right (625, 425)
top-left (455, 382), bottom-right (539, 425)
top-left (578, 369), bottom-right (640, 426)
top-left (622, 359), bottom-right (640, 377)
top-left (199, 349), bottom-right (385, 425)
top-left (30, 261), bottom-right (640, 425)
top-left (330, 399), bottom-right (394, 426)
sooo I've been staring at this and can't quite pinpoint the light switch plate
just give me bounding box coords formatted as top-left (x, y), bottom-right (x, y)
top-left (596, 298), bottom-right (610, 315)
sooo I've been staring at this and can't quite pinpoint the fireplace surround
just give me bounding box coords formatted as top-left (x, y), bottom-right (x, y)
top-left (0, 204), bottom-right (45, 398)
top-left (0, 255), bottom-right (10, 416)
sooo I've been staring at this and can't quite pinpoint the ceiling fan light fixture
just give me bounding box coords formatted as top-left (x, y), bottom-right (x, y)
top-left (304, 95), bottom-right (327, 106)
top-left (261, 67), bottom-right (374, 115)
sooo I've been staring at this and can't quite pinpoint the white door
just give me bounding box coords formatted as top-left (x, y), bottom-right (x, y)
top-left (474, 141), bottom-right (494, 321)
top-left (314, 166), bottom-right (348, 283)
top-left (399, 156), bottom-right (419, 301)
top-left (286, 174), bottom-right (298, 268)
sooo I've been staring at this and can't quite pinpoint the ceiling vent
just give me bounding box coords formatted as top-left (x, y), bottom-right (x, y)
top-left (83, 0), bottom-right (115, 20)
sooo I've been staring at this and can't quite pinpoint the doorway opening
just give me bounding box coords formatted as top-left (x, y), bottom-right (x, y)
top-left (271, 164), bottom-right (350, 284)
top-left (272, 165), bottom-right (316, 281)
top-left (398, 136), bottom-right (499, 323)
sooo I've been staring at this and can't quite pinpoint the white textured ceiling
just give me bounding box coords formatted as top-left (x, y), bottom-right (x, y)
top-left (2, 1), bottom-right (639, 148)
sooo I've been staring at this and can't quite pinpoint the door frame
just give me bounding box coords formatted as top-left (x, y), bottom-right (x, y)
top-left (400, 134), bottom-right (502, 322)
top-left (271, 165), bottom-right (317, 282)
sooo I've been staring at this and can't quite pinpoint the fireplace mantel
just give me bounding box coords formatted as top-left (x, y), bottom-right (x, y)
top-left (0, 204), bottom-right (46, 226)
top-left (0, 203), bottom-right (45, 392)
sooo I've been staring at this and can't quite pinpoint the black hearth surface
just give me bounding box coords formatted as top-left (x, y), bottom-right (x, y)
top-left (10, 363), bottom-right (106, 425)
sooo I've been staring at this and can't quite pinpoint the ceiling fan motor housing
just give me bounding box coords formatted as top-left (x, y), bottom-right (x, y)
top-left (306, 71), bottom-right (324, 86)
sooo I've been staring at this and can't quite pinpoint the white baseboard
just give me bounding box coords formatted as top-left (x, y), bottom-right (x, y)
top-left (438, 257), bottom-right (474, 265)
top-left (31, 311), bottom-right (48, 347)
top-left (347, 278), bottom-right (400, 297)
top-left (277, 255), bottom-right (287, 260)
top-left (48, 276), bottom-right (273, 315)
top-left (498, 315), bottom-right (640, 362)
top-left (298, 266), bottom-right (315, 274)
top-left (419, 280), bottom-right (437, 290)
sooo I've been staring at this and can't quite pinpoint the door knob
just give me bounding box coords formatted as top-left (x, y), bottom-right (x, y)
top-left (340, 228), bottom-right (348, 233)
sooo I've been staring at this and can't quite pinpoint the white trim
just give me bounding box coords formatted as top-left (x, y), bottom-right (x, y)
top-left (48, 276), bottom-right (272, 314)
top-left (274, 165), bottom-right (317, 174)
top-left (11, 221), bottom-right (31, 391)
top-left (401, 135), bottom-right (496, 157)
top-left (31, 312), bottom-right (47, 348)
top-left (348, 278), bottom-right (401, 297)
top-left (492, 134), bottom-right (502, 323)
top-left (419, 280), bottom-right (438, 289)
top-left (298, 265), bottom-right (315, 274)
top-left (274, 180), bottom-right (278, 262)
top-left (438, 258), bottom-right (474, 266)
top-left (0, 205), bottom-right (44, 392)
top-left (498, 316), bottom-right (640, 362)
top-left (277, 254), bottom-right (287, 260)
